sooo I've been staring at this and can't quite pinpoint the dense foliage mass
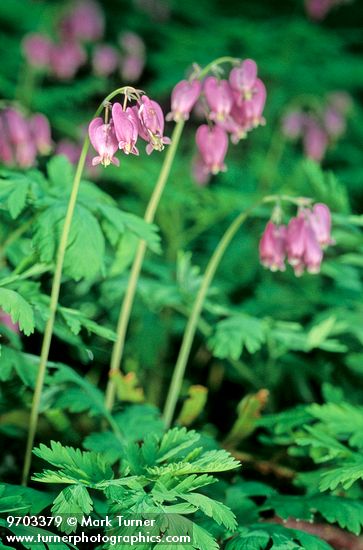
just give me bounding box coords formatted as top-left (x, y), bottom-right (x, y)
top-left (0, 0), bottom-right (362, 548)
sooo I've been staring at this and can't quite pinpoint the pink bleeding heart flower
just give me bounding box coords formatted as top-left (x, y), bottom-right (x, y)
top-left (305, 0), bottom-right (333, 20)
top-left (220, 102), bottom-right (251, 144)
top-left (61, 0), bottom-right (104, 42)
top-left (204, 77), bottom-right (234, 122)
top-left (120, 55), bottom-right (145, 82)
top-left (0, 309), bottom-right (19, 334)
top-left (195, 124), bottom-right (228, 175)
top-left (119, 31), bottom-right (145, 56)
top-left (15, 140), bottom-right (38, 168)
top-left (303, 223), bottom-right (324, 274)
top-left (229, 59), bottom-right (258, 103)
top-left (92, 44), bottom-right (119, 77)
top-left (119, 32), bottom-right (145, 82)
top-left (56, 139), bottom-right (94, 171)
top-left (282, 111), bottom-right (306, 140)
top-left (303, 119), bottom-right (328, 162)
top-left (29, 113), bottom-right (53, 155)
top-left (112, 103), bottom-right (139, 155)
top-left (50, 42), bottom-right (86, 80)
top-left (138, 96), bottom-right (171, 155)
top-left (243, 79), bottom-right (267, 129)
top-left (166, 79), bottom-right (202, 122)
top-left (306, 203), bottom-right (334, 247)
top-left (56, 139), bottom-right (82, 164)
top-left (22, 33), bottom-right (52, 68)
top-left (323, 107), bottom-right (346, 139)
top-left (88, 117), bottom-right (119, 167)
top-left (3, 109), bottom-right (30, 145)
top-left (0, 115), bottom-right (14, 165)
top-left (259, 221), bottom-right (287, 272)
top-left (3, 109), bottom-right (37, 168)
top-left (286, 215), bottom-right (307, 268)
top-left (286, 213), bottom-right (323, 276)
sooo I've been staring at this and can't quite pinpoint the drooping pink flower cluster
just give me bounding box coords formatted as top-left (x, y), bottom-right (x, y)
top-left (22, 2), bottom-right (145, 83)
top-left (282, 92), bottom-right (352, 162)
top-left (22, 31), bottom-right (88, 80)
top-left (259, 203), bottom-right (334, 276)
top-left (167, 59), bottom-right (266, 184)
top-left (88, 94), bottom-right (170, 167)
top-left (0, 108), bottom-right (52, 168)
top-left (305, 0), bottom-right (350, 20)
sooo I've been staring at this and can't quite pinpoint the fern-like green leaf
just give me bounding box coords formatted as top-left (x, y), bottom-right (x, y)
top-left (0, 288), bottom-right (34, 335)
top-left (52, 485), bottom-right (93, 533)
top-left (181, 492), bottom-right (237, 531)
top-left (319, 460), bottom-right (363, 491)
top-left (33, 441), bottom-right (113, 485)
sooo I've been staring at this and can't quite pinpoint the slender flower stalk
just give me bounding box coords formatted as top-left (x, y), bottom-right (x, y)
top-left (162, 193), bottom-right (321, 427)
top-left (162, 204), bottom-right (259, 428)
top-left (22, 86), bottom-right (131, 486)
top-left (104, 119), bottom-right (185, 410)
top-left (104, 57), bottom-right (243, 412)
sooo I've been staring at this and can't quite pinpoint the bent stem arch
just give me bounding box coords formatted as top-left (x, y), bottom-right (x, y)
top-left (104, 56), bottom-right (241, 412)
top-left (162, 192), bottom-right (309, 427)
top-left (104, 119), bottom-right (185, 410)
top-left (22, 86), bottom-right (133, 486)
top-left (162, 203), bottom-right (261, 429)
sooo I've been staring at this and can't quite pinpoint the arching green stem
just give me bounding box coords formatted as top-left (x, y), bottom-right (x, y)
top-left (104, 56), bottom-right (241, 412)
top-left (162, 203), bottom-right (261, 428)
top-left (104, 119), bottom-right (185, 411)
top-left (21, 86), bottom-right (131, 486)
